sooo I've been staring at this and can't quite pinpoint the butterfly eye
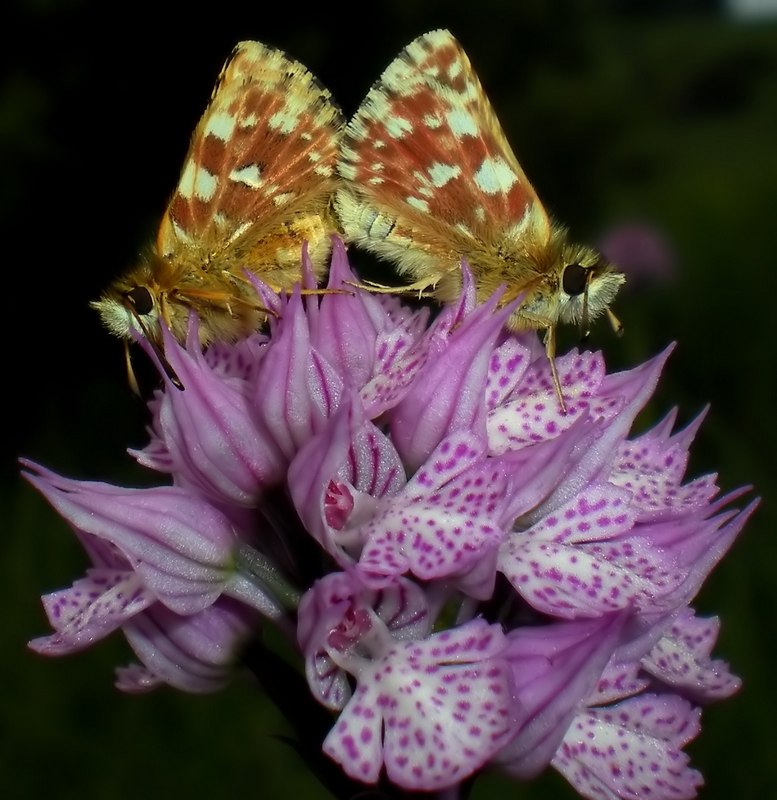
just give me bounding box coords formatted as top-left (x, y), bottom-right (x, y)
top-left (562, 263), bottom-right (589, 297)
top-left (125, 286), bottom-right (154, 316)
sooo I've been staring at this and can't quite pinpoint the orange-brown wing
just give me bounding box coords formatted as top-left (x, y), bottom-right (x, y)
top-left (337, 28), bottom-right (551, 264)
top-left (156, 40), bottom-right (344, 265)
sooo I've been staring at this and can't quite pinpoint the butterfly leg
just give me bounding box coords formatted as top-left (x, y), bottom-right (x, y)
top-left (345, 274), bottom-right (443, 300)
top-left (175, 287), bottom-right (280, 320)
top-left (543, 324), bottom-right (568, 415)
top-left (297, 287), bottom-right (354, 298)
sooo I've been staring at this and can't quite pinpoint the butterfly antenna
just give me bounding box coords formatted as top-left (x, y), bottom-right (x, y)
top-left (607, 307), bottom-right (624, 337)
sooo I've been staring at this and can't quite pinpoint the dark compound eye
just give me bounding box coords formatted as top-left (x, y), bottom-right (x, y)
top-left (562, 263), bottom-right (588, 296)
top-left (125, 286), bottom-right (154, 315)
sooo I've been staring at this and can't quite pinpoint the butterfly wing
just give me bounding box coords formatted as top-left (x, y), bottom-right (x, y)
top-left (336, 29), bottom-right (552, 293)
top-left (156, 40), bottom-right (344, 288)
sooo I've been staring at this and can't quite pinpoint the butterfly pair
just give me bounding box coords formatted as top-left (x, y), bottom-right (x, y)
top-left (93, 30), bottom-right (625, 410)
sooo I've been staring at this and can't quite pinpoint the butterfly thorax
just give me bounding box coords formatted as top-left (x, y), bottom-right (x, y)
top-left (415, 221), bottom-right (623, 333)
top-left (91, 248), bottom-right (264, 347)
top-left (490, 224), bottom-right (624, 332)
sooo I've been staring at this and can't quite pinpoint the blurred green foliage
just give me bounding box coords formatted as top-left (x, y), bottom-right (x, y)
top-left (3, 1), bottom-right (775, 798)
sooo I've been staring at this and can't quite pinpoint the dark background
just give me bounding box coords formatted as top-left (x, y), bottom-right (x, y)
top-left (3, 1), bottom-right (775, 797)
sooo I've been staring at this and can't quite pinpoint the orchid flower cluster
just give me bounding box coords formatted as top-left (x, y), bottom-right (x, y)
top-left (24, 238), bottom-right (756, 799)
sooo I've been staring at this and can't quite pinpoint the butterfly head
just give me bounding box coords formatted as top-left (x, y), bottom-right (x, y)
top-left (501, 230), bottom-right (625, 338)
top-left (554, 242), bottom-right (625, 334)
top-left (90, 261), bottom-right (171, 347)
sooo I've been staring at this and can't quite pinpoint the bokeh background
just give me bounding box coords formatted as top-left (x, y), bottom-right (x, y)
top-left (2, 0), bottom-right (775, 797)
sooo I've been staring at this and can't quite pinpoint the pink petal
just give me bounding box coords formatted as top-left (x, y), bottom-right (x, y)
top-left (553, 694), bottom-right (703, 800)
top-left (29, 569), bottom-right (153, 655)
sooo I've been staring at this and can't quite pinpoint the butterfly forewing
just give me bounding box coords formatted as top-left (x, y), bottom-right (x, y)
top-left (337, 29), bottom-right (551, 281)
top-left (158, 40), bottom-right (344, 276)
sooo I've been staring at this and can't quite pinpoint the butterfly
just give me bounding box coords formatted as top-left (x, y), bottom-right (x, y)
top-left (92, 40), bottom-right (344, 380)
top-left (335, 29), bottom-right (624, 412)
